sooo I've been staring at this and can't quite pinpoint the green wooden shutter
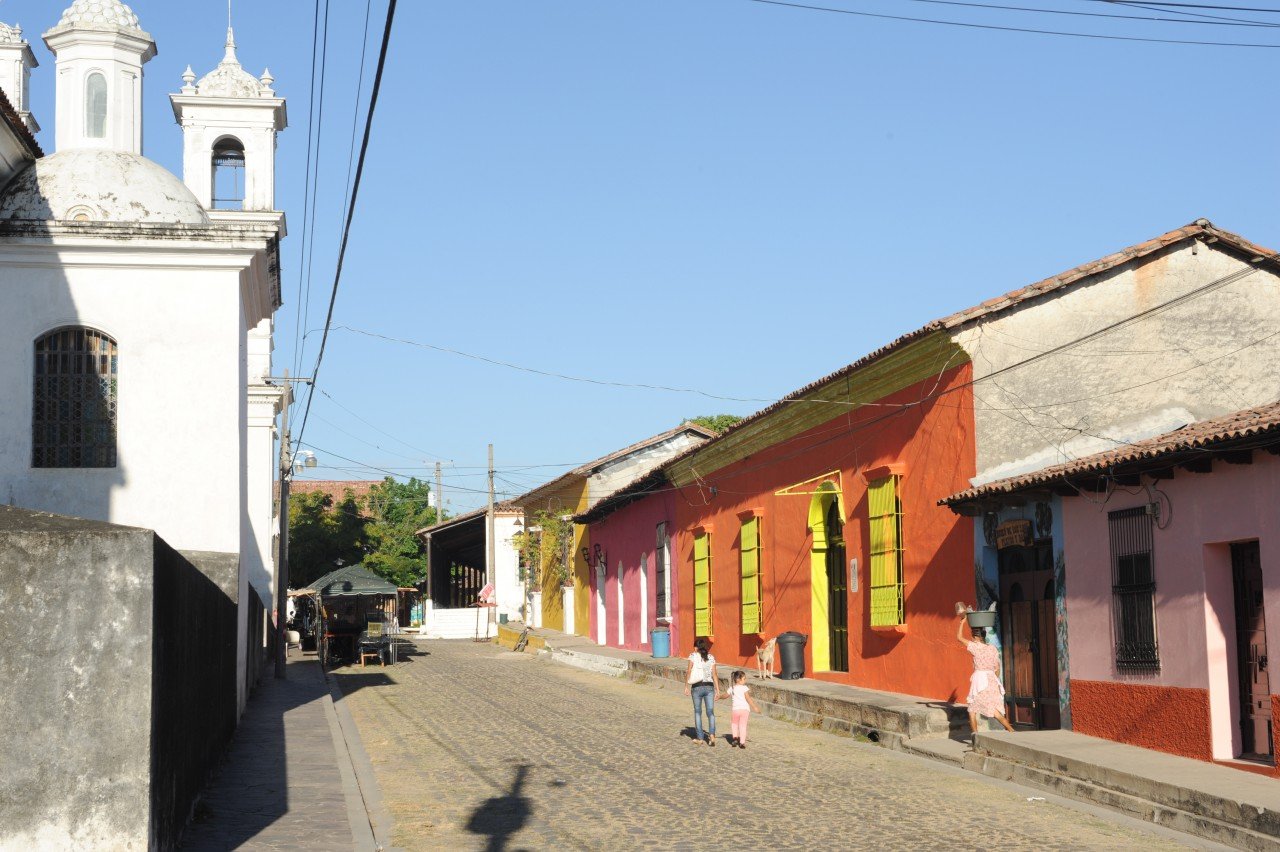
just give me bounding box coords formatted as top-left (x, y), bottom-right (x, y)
top-left (694, 533), bottom-right (712, 636)
top-left (740, 517), bottom-right (761, 633)
top-left (868, 476), bottom-right (904, 627)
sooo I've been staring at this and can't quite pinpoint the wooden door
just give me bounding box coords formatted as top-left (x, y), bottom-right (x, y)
top-left (998, 542), bottom-right (1060, 729)
top-left (1232, 541), bottom-right (1272, 761)
top-left (825, 501), bottom-right (848, 672)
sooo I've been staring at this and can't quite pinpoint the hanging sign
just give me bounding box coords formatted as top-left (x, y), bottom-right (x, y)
top-left (995, 519), bottom-right (1033, 550)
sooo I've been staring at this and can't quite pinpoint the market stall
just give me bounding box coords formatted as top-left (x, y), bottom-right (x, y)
top-left (308, 564), bottom-right (400, 667)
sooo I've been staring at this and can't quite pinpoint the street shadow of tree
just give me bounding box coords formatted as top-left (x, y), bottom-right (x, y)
top-left (465, 762), bottom-right (532, 852)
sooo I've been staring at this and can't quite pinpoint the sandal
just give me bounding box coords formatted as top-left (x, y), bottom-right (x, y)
top-left (708, 735), bottom-right (716, 747)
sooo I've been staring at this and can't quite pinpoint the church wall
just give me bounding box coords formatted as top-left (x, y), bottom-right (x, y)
top-left (0, 257), bottom-right (246, 557)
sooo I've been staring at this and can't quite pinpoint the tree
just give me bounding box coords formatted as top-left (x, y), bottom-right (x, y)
top-left (361, 477), bottom-right (439, 588)
top-left (688, 414), bottom-right (743, 434)
top-left (288, 489), bottom-right (368, 588)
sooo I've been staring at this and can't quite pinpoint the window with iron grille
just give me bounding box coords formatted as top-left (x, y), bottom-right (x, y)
top-left (868, 475), bottom-right (905, 627)
top-left (739, 516), bottom-right (762, 634)
top-left (1108, 507), bottom-right (1159, 671)
top-left (32, 327), bottom-right (118, 468)
top-left (693, 531), bottom-right (712, 637)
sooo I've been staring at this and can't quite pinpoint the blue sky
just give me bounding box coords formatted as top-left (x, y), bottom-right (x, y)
top-left (9, 0), bottom-right (1280, 513)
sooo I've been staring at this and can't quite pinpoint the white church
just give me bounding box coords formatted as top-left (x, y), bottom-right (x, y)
top-left (0, 1), bottom-right (287, 712)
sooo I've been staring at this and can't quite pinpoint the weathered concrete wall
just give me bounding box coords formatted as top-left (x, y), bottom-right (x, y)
top-left (0, 507), bottom-right (154, 850)
top-left (952, 242), bottom-right (1280, 485)
top-left (0, 507), bottom-right (239, 851)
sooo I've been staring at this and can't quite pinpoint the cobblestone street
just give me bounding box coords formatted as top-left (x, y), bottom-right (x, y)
top-left (333, 639), bottom-right (1198, 851)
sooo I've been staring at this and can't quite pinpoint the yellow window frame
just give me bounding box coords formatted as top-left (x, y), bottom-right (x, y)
top-left (868, 475), bottom-right (905, 627)
top-left (693, 531), bottom-right (713, 637)
top-left (740, 516), bottom-right (762, 634)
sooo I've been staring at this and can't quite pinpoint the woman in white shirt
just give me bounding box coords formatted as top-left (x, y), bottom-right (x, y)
top-left (683, 637), bottom-right (725, 745)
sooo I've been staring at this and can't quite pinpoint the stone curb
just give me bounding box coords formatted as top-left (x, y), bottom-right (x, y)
top-left (323, 671), bottom-right (394, 851)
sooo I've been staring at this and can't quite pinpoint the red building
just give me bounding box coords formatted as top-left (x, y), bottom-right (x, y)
top-left (581, 332), bottom-right (979, 701)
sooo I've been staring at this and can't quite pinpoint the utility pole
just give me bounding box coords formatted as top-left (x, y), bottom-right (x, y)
top-left (435, 461), bottom-right (443, 526)
top-left (486, 443), bottom-right (496, 633)
top-left (274, 371), bottom-right (293, 680)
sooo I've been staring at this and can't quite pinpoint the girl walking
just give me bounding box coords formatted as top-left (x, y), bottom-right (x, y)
top-left (728, 670), bottom-right (761, 749)
top-left (684, 637), bottom-right (724, 745)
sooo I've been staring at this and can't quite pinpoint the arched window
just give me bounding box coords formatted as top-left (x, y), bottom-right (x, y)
top-left (85, 73), bottom-right (107, 139)
top-left (212, 138), bottom-right (246, 210)
top-left (32, 327), bottom-right (118, 468)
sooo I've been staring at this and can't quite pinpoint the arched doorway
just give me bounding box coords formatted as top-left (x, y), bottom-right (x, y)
top-left (808, 483), bottom-right (847, 672)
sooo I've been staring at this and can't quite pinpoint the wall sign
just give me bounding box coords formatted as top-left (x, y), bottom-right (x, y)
top-left (849, 557), bottom-right (858, 592)
top-left (995, 519), bottom-right (1033, 550)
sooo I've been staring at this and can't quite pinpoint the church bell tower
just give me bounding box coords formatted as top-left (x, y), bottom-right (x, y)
top-left (170, 26), bottom-right (286, 216)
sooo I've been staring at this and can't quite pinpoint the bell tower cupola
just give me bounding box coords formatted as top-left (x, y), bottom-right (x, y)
top-left (170, 25), bottom-right (286, 216)
top-left (44, 1), bottom-right (155, 154)
top-left (0, 23), bottom-right (40, 134)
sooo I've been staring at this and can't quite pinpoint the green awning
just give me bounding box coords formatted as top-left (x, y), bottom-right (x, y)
top-left (310, 564), bottom-right (398, 598)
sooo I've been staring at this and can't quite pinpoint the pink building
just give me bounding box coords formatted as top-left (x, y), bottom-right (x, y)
top-left (947, 403), bottom-right (1280, 772)
top-left (575, 470), bottom-right (681, 654)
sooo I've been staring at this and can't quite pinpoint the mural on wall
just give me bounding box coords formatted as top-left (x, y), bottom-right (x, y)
top-left (975, 513), bottom-right (1003, 658)
top-left (1054, 549), bottom-right (1071, 729)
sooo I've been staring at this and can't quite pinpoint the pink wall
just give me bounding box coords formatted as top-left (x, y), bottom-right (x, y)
top-left (587, 489), bottom-right (681, 654)
top-left (1063, 452), bottom-right (1280, 760)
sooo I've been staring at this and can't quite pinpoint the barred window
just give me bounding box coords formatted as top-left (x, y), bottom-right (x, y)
top-left (32, 328), bottom-right (118, 468)
top-left (1108, 507), bottom-right (1159, 671)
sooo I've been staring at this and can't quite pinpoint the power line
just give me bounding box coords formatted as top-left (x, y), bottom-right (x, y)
top-left (289, 0), bottom-right (324, 378)
top-left (1104, 0), bottom-right (1280, 11)
top-left (315, 388), bottom-right (448, 460)
top-left (907, 0), bottom-right (1280, 25)
top-left (294, 0), bottom-right (399, 453)
top-left (735, 0), bottom-right (1280, 46)
top-left (295, 0), bottom-right (333, 381)
top-left (1091, 0), bottom-right (1280, 27)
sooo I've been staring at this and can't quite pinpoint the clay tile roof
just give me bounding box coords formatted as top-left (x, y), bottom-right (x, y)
top-left (942, 400), bottom-right (1280, 506)
top-left (0, 85), bottom-right (40, 159)
top-left (633, 219), bottom-right (1278, 492)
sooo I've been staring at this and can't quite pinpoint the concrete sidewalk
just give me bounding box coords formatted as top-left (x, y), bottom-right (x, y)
top-left (499, 622), bottom-right (1280, 850)
top-left (179, 654), bottom-right (389, 851)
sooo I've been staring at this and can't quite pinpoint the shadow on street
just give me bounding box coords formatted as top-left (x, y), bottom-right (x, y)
top-left (465, 763), bottom-right (533, 852)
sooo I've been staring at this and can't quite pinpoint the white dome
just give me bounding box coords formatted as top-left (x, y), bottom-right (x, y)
top-left (0, 150), bottom-right (209, 225)
top-left (54, 1), bottom-right (142, 34)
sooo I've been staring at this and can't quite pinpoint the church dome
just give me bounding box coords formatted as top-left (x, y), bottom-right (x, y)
top-left (0, 149), bottom-right (209, 225)
top-left (52, 1), bottom-right (143, 35)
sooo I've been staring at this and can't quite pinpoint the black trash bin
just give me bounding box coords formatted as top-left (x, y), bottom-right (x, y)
top-left (777, 631), bottom-right (807, 680)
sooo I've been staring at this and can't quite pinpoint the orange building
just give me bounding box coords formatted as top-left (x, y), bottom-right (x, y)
top-left (585, 332), bottom-right (978, 701)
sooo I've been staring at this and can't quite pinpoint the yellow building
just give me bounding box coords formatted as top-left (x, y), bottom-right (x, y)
top-left (514, 423), bottom-right (716, 635)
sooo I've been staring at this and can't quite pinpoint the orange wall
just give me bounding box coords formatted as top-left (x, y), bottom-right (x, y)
top-left (1072, 679), bottom-right (1212, 762)
top-left (672, 364), bottom-right (976, 701)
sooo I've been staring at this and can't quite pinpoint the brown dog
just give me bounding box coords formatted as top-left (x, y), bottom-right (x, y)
top-left (754, 637), bottom-right (777, 679)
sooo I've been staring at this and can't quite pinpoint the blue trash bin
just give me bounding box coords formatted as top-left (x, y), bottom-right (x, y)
top-left (650, 628), bottom-right (671, 658)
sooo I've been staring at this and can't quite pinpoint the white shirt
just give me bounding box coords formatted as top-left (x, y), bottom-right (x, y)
top-left (687, 652), bottom-right (716, 684)
top-left (730, 684), bottom-right (751, 711)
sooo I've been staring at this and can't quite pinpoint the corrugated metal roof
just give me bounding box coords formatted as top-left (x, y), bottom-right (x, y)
top-left (942, 400), bottom-right (1280, 505)
top-left (309, 563), bottom-right (399, 597)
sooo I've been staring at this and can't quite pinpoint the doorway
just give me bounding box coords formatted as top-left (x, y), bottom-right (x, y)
top-left (825, 500), bottom-right (849, 672)
top-left (998, 541), bottom-right (1060, 729)
top-left (1232, 541), bottom-right (1272, 762)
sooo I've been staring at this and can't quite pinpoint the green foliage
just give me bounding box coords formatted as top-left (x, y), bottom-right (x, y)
top-left (511, 510), bottom-right (574, 591)
top-left (362, 477), bottom-right (439, 588)
top-left (288, 489), bottom-right (368, 588)
top-left (287, 477), bottom-right (440, 589)
top-left (688, 414), bottom-right (743, 434)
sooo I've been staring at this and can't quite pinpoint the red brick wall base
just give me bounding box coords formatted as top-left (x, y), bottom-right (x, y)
top-left (1071, 679), bottom-right (1212, 762)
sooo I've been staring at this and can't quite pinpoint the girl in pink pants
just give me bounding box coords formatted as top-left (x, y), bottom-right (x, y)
top-left (728, 670), bottom-right (761, 749)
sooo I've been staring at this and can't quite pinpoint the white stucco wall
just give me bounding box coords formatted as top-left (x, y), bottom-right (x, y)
top-left (952, 241), bottom-right (1280, 485)
top-left (586, 431), bottom-right (708, 506)
top-left (0, 248), bottom-right (249, 555)
top-left (490, 510), bottom-right (523, 621)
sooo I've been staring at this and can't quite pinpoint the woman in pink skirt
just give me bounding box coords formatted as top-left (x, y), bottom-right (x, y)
top-left (956, 613), bottom-right (1016, 734)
